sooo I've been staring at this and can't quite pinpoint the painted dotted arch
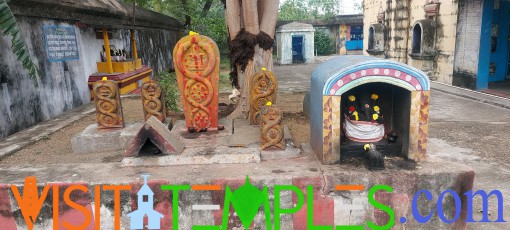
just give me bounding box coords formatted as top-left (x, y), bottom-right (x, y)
top-left (323, 60), bottom-right (430, 96)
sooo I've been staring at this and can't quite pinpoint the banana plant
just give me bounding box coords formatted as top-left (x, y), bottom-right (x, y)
top-left (0, 0), bottom-right (39, 85)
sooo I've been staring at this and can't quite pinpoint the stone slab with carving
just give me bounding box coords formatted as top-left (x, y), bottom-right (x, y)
top-left (260, 105), bottom-right (285, 150)
top-left (142, 80), bottom-right (166, 122)
top-left (249, 69), bottom-right (278, 125)
top-left (173, 33), bottom-right (220, 132)
top-left (93, 79), bottom-right (124, 128)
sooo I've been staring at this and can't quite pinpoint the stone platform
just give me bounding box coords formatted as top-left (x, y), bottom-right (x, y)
top-left (71, 122), bottom-right (144, 154)
top-left (121, 119), bottom-right (301, 166)
top-left (0, 147), bottom-right (474, 230)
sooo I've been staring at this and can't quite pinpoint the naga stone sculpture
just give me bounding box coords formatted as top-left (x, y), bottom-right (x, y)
top-left (249, 68), bottom-right (278, 125)
top-left (173, 32), bottom-right (220, 133)
top-left (93, 77), bottom-right (124, 128)
top-left (142, 80), bottom-right (166, 123)
top-left (260, 103), bottom-right (285, 150)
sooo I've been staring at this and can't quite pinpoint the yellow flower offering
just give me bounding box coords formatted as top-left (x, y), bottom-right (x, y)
top-left (348, 95), bottom-right (356, 102)
top-left (374, 106), bottom-right (380, 112)
top-left (353, 111), bottom-right (359, 121)
top-left (102, 77), bottom-right (107, 81)
top-left (373, 114), bottom-right (379, 120)
top-left (371, 94), bottom-right (379, 100)
top-left (266, 101), bottom-right (272, 106)
top-left (261, 67), bottom-right (267, 71)
top-left (189, 31), bottom-right (199, 36)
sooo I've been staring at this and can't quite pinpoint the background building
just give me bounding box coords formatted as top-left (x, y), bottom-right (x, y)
top-left (276, 14), bottom-right (364, 56)
top-left (276, 22), bottom-right (315, 64)
top-left (0, 0), bottom-right (183, 138)
top-left (363, 0), bottom-right (510, 93)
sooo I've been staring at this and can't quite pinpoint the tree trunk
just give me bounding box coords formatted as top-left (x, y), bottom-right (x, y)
top-left (226, 0), bottom-right (279, 119)
top-left (180, 0), bottom-right (191, 28)
top-left (202, 0), bottom-right (214, 17)
top-left (225, 0), bottom-right (241, 38)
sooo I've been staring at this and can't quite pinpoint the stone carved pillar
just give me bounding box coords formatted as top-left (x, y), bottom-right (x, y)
top-left (249, 68), bottom-right (278, 125)
top-left (260, 104), bottom-right (285, 150)
top-left (173, 33), bottom-right (220, 132)
top-left (142, 80), bottom-right (166, 123)
top-left (93, 78), bottom-right (124, 128)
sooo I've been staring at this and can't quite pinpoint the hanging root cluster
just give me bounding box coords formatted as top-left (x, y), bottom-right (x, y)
top-left (228, 29), bottom-right (274, 89)
top-left (256, 31), bottom-right (274, 50)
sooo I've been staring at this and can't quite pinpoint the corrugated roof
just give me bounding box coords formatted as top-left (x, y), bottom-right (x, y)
top-left (276, 14), bottom-right (364, 28)
top-left (277, 22), bottom-right (315, 31)
top-left (9, 0), bottom-right (183, 31)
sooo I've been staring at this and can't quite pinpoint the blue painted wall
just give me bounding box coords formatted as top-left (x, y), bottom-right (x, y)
top-left (489, 0), bottom-right (510, 82)
top-left (476, 0), bottom-right (494, 89)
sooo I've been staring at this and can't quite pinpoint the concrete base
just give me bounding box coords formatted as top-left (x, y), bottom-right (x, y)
top-left (228, 119), bottom-right (301, 161)
top-left (122, 119), bottom-right (301, 166)
top-left (71, 123), bottom-right (144, 154)
top-left (0, 147), bottom-right (474, 230)
top-left (123, 146), bottom-right (261, 166)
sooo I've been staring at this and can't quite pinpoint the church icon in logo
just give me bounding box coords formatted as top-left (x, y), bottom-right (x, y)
top-left (127, 175), bottom-right (164, 230)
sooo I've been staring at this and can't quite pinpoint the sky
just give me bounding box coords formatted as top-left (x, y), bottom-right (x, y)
top-left (278, 0), bottom-right (363, 15)
top-left (340, 0), bottom-right (363, 15)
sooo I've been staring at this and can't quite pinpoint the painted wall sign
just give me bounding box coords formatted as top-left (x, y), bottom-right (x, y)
top-left (43, 25), bottom-right (79, 62)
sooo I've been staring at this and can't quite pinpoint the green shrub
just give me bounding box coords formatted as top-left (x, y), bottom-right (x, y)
top-left (314, 31), bottom-right (335, 55)
top-left (155, 71), bottom-right (180, 112)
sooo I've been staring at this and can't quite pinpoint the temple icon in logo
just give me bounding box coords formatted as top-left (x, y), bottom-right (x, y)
top-left (127, 175), bottom-right (164, 230)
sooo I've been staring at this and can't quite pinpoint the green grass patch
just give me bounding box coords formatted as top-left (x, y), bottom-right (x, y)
top-left (155, 72), bottom-right (180, 112)
top-left (220, 58), bottom-right (230, 70)
top-left (220, 73), bottom-right (232, 91)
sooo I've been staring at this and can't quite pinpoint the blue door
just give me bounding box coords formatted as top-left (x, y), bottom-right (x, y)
top-left (346, 25), bottom-right (364, 50)
top-left (507, 28), bottom-right (510, 79)
top-left (489, 0), bottom-right (510, 82)
top-left (292, 35), bottom-right (304, 63)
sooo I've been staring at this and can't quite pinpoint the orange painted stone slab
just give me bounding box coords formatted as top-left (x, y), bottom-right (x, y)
top-left (93, 79), bottom-right (124, 128)
top-left (142, 80), bottom-right (166, 123)
top-left (249, 69), bottom-right (278, 125)
top-left (173, 34), bottom-right (220, 132)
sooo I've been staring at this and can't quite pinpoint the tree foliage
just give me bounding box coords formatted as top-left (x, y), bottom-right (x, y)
top-left (314, 30), bottom-right (335, 55)
top-left (0, 0), bottom-right (39, 85)
top-left (121, 0), bottom-right (228, 54)
top-left (279, 0), bottom-right (342, 20)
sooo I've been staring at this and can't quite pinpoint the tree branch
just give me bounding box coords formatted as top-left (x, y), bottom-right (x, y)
top-left (258, 0), bottom-right (279, 37)
top-left (242, 0), bottom-right (259, 34)
top-left (225, 0), bottom-right (242, 38)
top-left (202, 0), bottom-right (214, 17)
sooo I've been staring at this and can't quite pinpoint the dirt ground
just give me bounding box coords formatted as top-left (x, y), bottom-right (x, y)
top-left (0, 92), bottom-right (309, 166)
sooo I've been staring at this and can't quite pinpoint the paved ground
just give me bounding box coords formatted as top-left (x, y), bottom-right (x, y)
top-left (274, 56), bottom-right (338, 92)
top-left (483, 81), bottom-right (510, 99)
top-left (428, 91), bottom-right (510, 229)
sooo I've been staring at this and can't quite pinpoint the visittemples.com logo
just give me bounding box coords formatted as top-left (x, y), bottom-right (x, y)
top-left (5, 175), bottom-right (505, 229)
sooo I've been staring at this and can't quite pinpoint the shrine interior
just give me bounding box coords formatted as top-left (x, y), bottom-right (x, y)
top-left (340, 82), bottom-right (411, 162)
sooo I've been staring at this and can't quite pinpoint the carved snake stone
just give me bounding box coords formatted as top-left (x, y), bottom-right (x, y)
top-left (260, 106), bottom-right (284, 150)
top-left (142, 82), bottom-right (164, 121)
top-left (94, 82), bottom-right (120, 128)
top-left (176, 37), bottom-right (216, 130)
